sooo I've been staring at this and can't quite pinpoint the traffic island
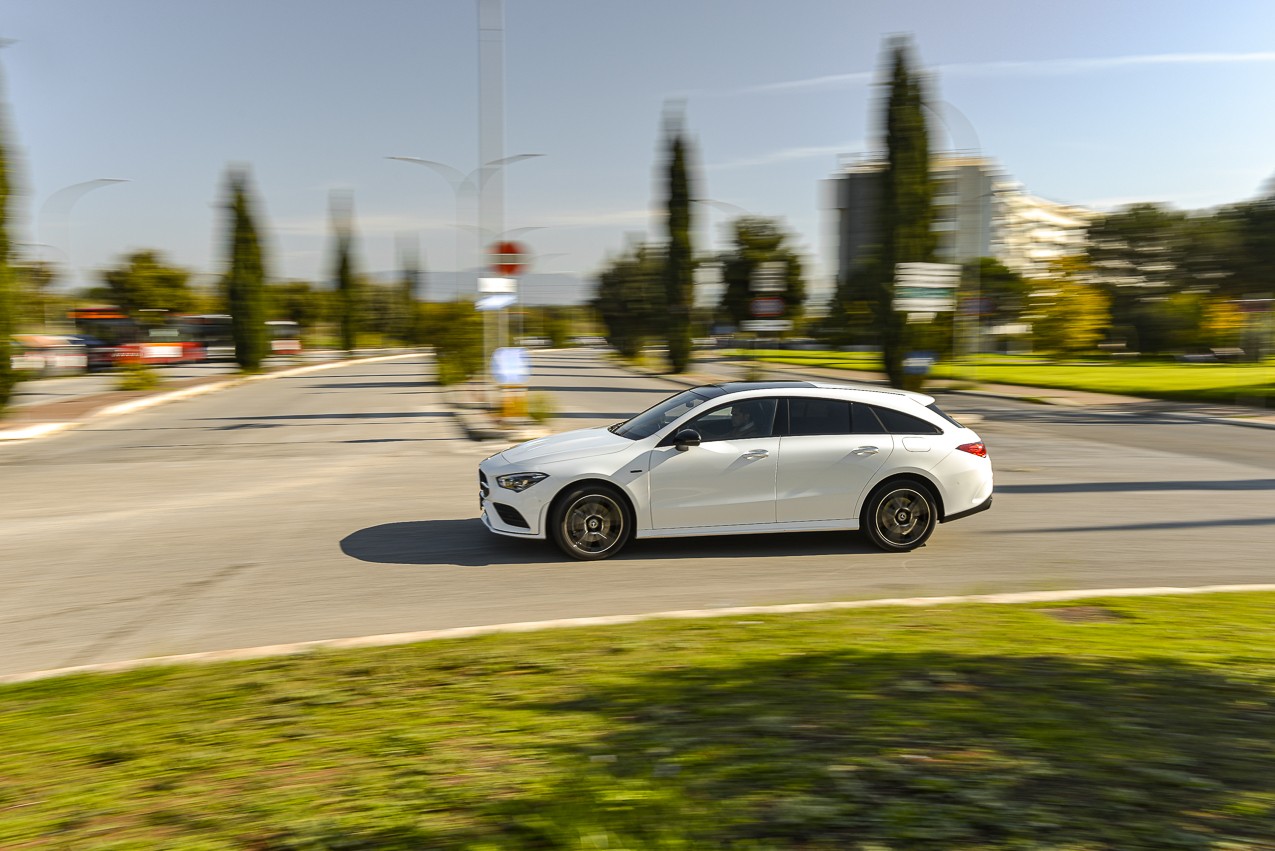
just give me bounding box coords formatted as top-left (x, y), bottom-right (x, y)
top-left (444, 380), bottom-right (548, 442)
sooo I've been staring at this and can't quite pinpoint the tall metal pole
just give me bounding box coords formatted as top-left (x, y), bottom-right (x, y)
top-left (479, 0), bottom-right (507, 376)
top-left (36, 178), bottom-right (130, 292)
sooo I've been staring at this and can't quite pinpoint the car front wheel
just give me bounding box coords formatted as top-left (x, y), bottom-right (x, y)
top-left (863, 481), bottom-right (937, 552)
top-left (551, 486), bottom-right (632, 561)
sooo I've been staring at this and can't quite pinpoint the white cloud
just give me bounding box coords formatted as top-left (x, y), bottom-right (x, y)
top-left (273, 212), bottom-right (453, 237)
top-left (525, 209), bottom-right (655, 228)
top-left (708, 141), bottom-right (864, 171)
top-left (734, 51), bottom-right (1275, 96)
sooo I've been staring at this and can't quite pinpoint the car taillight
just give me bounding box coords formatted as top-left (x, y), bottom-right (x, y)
top-left (957, 441), bottom-right (987, 458)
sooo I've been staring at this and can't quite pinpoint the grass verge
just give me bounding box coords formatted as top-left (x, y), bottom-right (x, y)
top-left (736, 350), bottom-right (1274, 406)
top-left (3, 593), bottom-right (1275, 849)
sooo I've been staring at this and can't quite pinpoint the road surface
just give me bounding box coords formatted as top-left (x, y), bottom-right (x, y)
top-left (1, 349), bottom-right (1271, 678)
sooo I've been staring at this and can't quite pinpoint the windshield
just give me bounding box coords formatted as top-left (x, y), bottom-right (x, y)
top-left (611, 387), bottom-right (725, 440)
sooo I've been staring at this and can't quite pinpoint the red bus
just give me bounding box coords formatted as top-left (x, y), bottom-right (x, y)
top-left (69, 307), bottom-right (206, 366)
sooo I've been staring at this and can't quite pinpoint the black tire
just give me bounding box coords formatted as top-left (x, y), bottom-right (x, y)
top-left (551, 485), bottom-right (633, 561)
top-left (862, 480), bottom-right (937, 552)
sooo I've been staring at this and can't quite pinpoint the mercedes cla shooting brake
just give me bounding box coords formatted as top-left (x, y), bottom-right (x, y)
top-left (478, 381), bottom-right (992, 560)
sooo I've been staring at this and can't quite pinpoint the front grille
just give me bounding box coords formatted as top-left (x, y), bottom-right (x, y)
top-left (479, 470), bottom-right (490, 505)
top-left (493, 503), bottom-right (529, 529)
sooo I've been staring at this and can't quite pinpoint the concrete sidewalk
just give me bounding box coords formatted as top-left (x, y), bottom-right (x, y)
top-left (0, 351), bottom-right (427, 442)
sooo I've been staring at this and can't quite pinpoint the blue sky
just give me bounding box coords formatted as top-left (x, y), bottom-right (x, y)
top-left (4, 0), bottom-right (1275, 304)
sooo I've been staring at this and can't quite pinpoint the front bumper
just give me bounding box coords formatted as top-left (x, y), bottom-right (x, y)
top-left (478, 463), bottom-right (550, 539)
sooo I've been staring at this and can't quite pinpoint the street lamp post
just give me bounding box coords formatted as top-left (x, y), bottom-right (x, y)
top-left (388, 154), bottom-right (542, 391)
top-left (387, 154), bottom-right (541, 298)
top-left (924, 100), bottom-right (986, 376)
top-left (36, 178), bottom-right (130, 296)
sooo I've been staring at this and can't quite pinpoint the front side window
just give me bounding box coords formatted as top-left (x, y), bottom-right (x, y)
top-left (612, 387), bottom-right (725, 440)
top-left (688, 398), bottom-right (779, 442)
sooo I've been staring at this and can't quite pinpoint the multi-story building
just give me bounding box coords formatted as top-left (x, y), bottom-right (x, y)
top-left (991, 184), bottom-right (1095, 278)
top-left (827, 154), bottom-right (1092, 284)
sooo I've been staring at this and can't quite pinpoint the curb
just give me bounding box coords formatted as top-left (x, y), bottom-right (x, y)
top-left (440, 384), bottom-right (550, 443)
top-left (0, 352), bottom-right (426, 442)
top-left (4, 583), bottom-right (1274, 685)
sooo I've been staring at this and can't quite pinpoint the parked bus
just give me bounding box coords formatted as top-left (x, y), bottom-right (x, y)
top-left (266, 320), bottom-right (302, 355)
top-left (172, 315), bottom-right (303, 358)
top-left (68, 307), bottom-right (206, 366)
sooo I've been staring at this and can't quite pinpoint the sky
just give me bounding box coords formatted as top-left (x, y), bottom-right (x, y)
top-left (4, 0), bottom-right (1275, 306)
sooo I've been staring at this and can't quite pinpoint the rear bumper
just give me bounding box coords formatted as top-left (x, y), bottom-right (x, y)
top-left (942, 494), bottom-right (992, 524)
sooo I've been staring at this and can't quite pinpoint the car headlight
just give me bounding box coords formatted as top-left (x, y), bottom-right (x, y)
top-left (496, 472), bottom-right (548, 492)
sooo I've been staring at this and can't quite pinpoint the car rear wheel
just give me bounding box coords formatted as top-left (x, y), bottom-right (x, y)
top-left (551, 486), bottom-right (632, 561)
top-left (863, 481), bottom-right (937, 552)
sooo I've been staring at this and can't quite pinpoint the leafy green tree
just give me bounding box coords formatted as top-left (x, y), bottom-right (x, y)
top-left (963, 257), bottom-right (1028, 328)
top-left (593, 242), bottom-right (663, 358)
top-left (395, 246), bottom-right (424, 346)
top-left (875, 37), bottom-right (936, 389)
top-left (1027, 258), bottom-right (1110, 356)
top-left (661, 119), bottom-right (695, 373)
top-left (266, 280), bottom-right (323, 336)
top-left (1222, 199), bottom-right (1275, 300)
top-left (542, 306), bottom-right (572, 348)
top-left (330, 191), bottom-right (360, 353)
top-left (93, 250), bottom-right (197, 319)
top-left (222, 170), bottom-right (269, 372)
top-left (426, 300), bottom-right (483, 385)
top-left (717, 216), bottom-right (806, 329)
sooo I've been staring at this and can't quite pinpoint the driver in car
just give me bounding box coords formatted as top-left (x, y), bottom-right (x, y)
top-left (728, 404), bottom-right (761, 439)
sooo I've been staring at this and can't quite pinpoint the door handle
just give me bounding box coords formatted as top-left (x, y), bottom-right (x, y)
top-left (851, 445), bottom-right (880, 455)
top-left (742, 449), bottom-right (769, 459)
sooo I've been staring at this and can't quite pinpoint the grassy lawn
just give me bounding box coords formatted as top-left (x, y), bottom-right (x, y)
top-left (3, 593), bottom-right (1275, 849)
top-left (735, 350), bottom-right (1275, 405)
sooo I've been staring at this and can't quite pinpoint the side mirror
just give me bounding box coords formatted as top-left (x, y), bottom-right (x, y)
top-left (673, 428), bottom-right (702, 452)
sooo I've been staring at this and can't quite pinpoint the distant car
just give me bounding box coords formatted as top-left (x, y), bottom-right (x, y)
top-left (479, 380), bottom-right (993, 560)
top-left (9, 334), bottom-right (88, 377)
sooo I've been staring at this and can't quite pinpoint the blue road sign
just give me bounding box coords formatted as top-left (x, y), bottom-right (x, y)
top-left (492, 346), bottom-right (531, 385)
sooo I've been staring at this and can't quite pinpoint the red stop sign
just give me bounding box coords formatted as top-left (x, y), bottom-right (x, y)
top-left (489, 240), bottom-right (528, 276)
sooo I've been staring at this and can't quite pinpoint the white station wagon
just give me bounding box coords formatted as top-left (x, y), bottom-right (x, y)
top-left (479, 381), bottom-right (992, 560)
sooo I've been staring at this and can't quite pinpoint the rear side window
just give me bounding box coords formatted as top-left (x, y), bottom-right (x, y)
top-left (926, 402), bottom-right (964, 428)
top-left (863, 404), bottom-right (943, 435)
top-left (788, 398), bottom-right (852, 435)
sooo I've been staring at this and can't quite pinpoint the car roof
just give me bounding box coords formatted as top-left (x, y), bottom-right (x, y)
top-left (702, 380), bottom-right (935, 407)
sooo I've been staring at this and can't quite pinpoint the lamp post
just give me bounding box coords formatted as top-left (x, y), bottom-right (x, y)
top-left (388, 154), bottom-right (542, 393)
top-left (924, 100), bottom-right (986, 375)
top-left (36, 178), bottom-right (130, 294)
top-left (387, 154), bottom-right (542, 299)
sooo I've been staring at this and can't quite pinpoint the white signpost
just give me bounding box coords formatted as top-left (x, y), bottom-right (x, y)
top-left (741, 319), bottom-right (793, 332)
top-left (893, 262), bottom-right (961, 313)
top-left (750, 260), bottom-right (787, 293)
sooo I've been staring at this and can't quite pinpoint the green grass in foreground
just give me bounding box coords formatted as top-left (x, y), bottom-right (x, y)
top-left (3, 594), bottom-right (1275, 849)
top-left (737, 350), bottom-right (1275, 405)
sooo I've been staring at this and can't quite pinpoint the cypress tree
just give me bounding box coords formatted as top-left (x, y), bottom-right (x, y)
top-left (876, 37), bottom-right (936, 389)
top-left (661, 118), bottom-right (694, 373)
top-left (397, 240), bottom-right (423, 346)
top-left (331, 191), bottom-right (359, 353)
top-left (0, 64), bottom-right (14, 411)
top-left (223, 168), bottom-right (269, 372)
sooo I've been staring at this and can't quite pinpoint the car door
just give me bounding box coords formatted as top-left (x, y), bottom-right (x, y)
top-left (776, 398), bottom-right (894, 523)
top-left (648, 397), bottom-right (780, 529)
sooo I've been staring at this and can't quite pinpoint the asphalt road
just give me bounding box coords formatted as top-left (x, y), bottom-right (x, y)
top-left (1, 349), bottom-right (1272, 678)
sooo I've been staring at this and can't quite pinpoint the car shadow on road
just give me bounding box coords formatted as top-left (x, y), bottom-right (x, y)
top-left (341, 520), bottom-right (555, 567)
top-left (341, 520), bottom-right (881, 567)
